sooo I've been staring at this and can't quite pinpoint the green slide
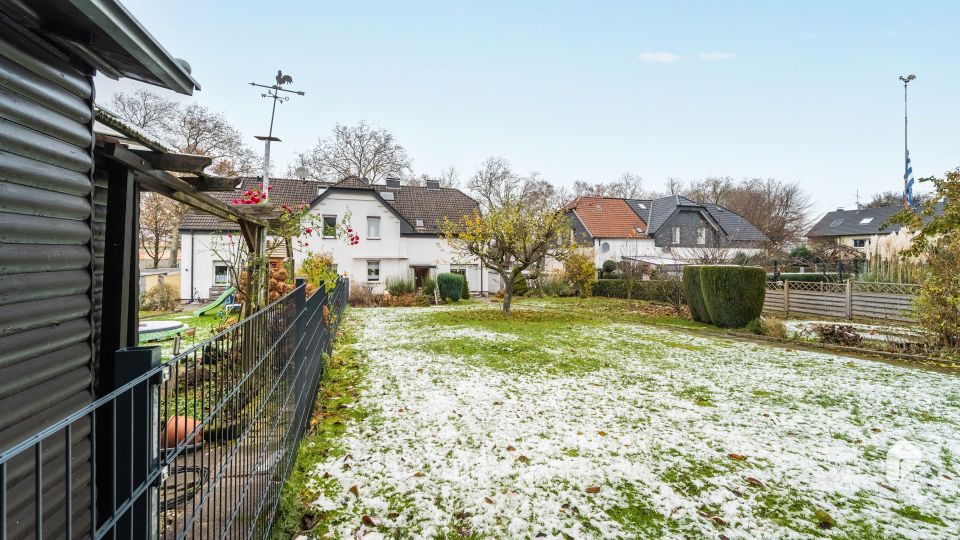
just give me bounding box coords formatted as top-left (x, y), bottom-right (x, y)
top-left (193, 287), bottom-right (237, 317)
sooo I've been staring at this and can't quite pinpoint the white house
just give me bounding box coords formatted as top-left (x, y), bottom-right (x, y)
top-left (564, 195), bottom-right (768, 273)
top-left (179, 176), bottom-right (496, 300)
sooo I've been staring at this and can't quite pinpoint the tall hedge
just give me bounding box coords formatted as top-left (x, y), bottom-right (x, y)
top-left (461, 274), bottom-right (470, 299)
top-left (591, 279), bottom-right (684, 304)
top-left (698, 265), bottom-right (766, 328)
top-left (437, 272), bottom-right (464, 301)
top-left (682, 266), bottom-right (711, 323)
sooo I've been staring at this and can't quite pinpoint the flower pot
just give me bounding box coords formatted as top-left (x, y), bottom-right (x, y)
top-left (163, 415), bottom-right (202, 449)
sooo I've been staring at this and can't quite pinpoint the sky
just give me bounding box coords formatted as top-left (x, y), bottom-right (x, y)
top-left (97, 0), bottom-right (960, 217)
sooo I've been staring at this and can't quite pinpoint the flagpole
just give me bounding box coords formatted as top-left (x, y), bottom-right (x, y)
top-left (899, 74), bottom-right (915, 208)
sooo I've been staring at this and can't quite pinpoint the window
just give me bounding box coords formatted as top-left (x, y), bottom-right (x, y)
top-left (367, 260), bottom-right (380, 282)
top-left (450, 267), bottom-right (466, 277)
top-left (672, 226), bottom-right (681, 244)
top-left (601, 241), bottom-right (610, 252)
top-left (415, 219), bottom-right (424, 228)
top-left (367, 216), bottom-right (381, 239)
top-left (829, 219), bottom-right (844, 227)
top-left (696, 227), bottom-right (707, 245)
top-left (214, 263), bottom-right (229, 285)
top-left (859, 217), bottom-right (874, 224)
top-left (853, 238), bottom-right (869, 248)
top-left (322, 215), bottom-right (337, 238)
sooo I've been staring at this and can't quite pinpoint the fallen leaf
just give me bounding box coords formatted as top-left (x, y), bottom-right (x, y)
top-left (454, 510), bottom-right (472, 520)
top-left (815, 508), bottom-right (836, 529)
top-left (597, 431), bottom-right (607, 437)
top-left (413, 471), bottom-right (424, 478)
top-left (709, 516), bottom-right (727, 526)
top-left (387, 512), bottom-right (399, 519)
top-left (727, 453), bottom-right (746, 461)
top-left (576, 431), bottom-right (584, 435)
top-left (516, 455), bottom-right (531, 464)
top-left (361, 515), bottom-right (378, 527)
top-left (349, 485), bottom-right (360, 498)
top-left (484, 497), bottom-right (494, 505)
top-left (745, 477), bottom-right (765, 489)
top-left (506, 445), bottom-right (516, 452)
top-left (585, 486), bottom-right (601, 494)
top-left (871, 427), bottom-right (881, 433)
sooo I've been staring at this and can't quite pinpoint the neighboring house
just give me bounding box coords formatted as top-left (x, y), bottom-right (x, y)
top-left (180, 176), bottom-right (493, 299)
top-left (565, 195), bottom-right (767, 271)
top-left (805, 203), bottom-right (944, 252)
top-left (140, 269), bottom-right (181, 297)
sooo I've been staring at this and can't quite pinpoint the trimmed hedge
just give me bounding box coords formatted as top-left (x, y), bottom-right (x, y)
top-left (461, 274), bottom-right (470, 299)
top-left (437, 272), bottom-right (464, 301)
top-left (699, 265), bottom-right (766, 328)
top-left (591, 279), bottom-right (684, 304)
top-left (513, 275), bottom-right (529, 296)
top-left (682, 266), bottom-right (711, 323)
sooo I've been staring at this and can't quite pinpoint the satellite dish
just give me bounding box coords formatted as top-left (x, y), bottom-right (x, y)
top-left (294, 166), bottom-right (308, 179)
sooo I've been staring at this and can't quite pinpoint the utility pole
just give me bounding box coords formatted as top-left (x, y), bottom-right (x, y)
top-left (250, 71), bottom-right (304, 195)
top-left (899, 74), bottom-right (915, 208)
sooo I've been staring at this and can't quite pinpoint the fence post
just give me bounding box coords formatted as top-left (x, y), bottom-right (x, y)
top-left (113, 346), bottom-right (161, 539)
top-left (845, 278), bottom-right (853, 319)
top-left (294, 278), bottom-right (306, 365)
top-left (783, 280), bottom-right (790, 316)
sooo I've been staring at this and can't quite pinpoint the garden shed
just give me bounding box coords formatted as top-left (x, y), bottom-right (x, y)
top-left (0, 2), bottom-right (268, 536)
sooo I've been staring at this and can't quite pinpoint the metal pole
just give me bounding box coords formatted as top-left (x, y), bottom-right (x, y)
top-left (904, 80), bottom-right (908, 208)
top-left (263, 91), bottom-right (279, 195)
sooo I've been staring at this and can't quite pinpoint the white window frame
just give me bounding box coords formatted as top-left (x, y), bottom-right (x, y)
top-left (367, 216), bottom-right (381, 240)
top-left (672, 226), bottom-right (681, 245)
top-left (696, 227), bottom-right (707, 245)
top-left (213, 262), bottom-right (230, 285)
top-left (322, 215), bottom-right (337, 238)
top-left (367, 260), bottom-right (381, 282)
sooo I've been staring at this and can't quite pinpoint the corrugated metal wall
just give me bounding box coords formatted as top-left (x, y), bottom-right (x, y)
top-left (0, 16), bottom-right (95, 538)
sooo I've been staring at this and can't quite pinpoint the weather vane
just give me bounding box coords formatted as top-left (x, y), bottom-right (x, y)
top-left (250, 70), bottom-right (305, 196)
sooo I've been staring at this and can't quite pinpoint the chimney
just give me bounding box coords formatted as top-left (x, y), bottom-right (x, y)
top-left (385, 177), bottom-right (401, 188)
top-left (836, 207), bottom-right (844, 211)
top-left (426, 180), bottom-right (440, 189)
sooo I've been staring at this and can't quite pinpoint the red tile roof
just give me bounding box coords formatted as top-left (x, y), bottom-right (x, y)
top-left (565, 196), bottom-right (647, 238)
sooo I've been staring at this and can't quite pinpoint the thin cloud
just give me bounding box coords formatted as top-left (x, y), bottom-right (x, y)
top-left (698, 51), bottom-right (736, 61)
top-left (637, 52), bottom-right (682, 63)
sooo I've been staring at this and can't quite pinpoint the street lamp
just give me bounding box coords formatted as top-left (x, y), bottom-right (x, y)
top-left (899, 74), bottom-right (915, 208)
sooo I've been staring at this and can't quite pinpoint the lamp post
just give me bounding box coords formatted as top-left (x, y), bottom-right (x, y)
top-left (250, 71), bottom-right (304, 195)
top-left (899, 74), bottom-right (915, 208)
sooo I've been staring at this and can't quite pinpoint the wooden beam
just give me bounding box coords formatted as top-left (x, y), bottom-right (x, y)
top-left (130, 150), bottom-right (212, 173)
top-left (188, 176), bottom-right (241, 192)
top-left (97, 142), bottom-right (267, 228)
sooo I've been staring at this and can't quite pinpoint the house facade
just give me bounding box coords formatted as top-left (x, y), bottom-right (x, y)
top-left (804, 204), bottom-right (942, 252)
top-left (565, 195), bottom-right (767, 272)
top-left (180, 176), bottom-right (495, 299)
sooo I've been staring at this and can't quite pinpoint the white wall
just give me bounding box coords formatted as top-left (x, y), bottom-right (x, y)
top-left (592, 238), bottom-right (659, 268)
top-left (182, 190), bottom-right (487, 299)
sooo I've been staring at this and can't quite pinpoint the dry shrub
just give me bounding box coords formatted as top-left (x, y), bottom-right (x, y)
top-left (348, 283), bottom-right (377, 306)
top-left (142, 282), bottom-right (179, 311)
top-left (761, 316), bottom-right (788, 339)
top-left (812, 324), bottom-right (863, 347)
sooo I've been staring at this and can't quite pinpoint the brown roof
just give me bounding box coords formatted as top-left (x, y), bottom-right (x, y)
top-left (565, 196), bottom-right (647, 238)
top-left (180, 177), bottom-right (478, 235)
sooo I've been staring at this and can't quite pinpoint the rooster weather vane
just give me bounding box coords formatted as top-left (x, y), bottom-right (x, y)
top-left (249, 70), bottom-right (305, 194)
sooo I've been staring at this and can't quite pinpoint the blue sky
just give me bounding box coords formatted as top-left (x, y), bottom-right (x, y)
top-left (98, 1), bottom-right (960, 216)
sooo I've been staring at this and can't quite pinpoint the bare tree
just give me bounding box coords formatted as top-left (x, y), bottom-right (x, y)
top-left (437, 165), bottom-right (459, 187)
top-left (686, 176), bottom-right (734, 204)
top-left (139, 193), bottom-right (179, 268)
top-left (865, 190), bottom-right (931, 208)
top-left (111, 90), bottom-right (259, 176)
top-left (607, 172), bottom-right (647, 199)
top-left (296, 121), bottom-right (412, 184)
top-left (109, 89), bottom-right (179, 137)
top-left (663, 177), bottom-right (684, 196)
top-left (468, 156), bottom-right (518, 210)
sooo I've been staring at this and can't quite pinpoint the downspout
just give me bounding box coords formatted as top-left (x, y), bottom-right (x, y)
top-left (189, 232), bottom-right (195, 302)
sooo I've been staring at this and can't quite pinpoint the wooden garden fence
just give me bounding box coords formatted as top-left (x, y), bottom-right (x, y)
top-left (764, 280), bottom-right (919, 322)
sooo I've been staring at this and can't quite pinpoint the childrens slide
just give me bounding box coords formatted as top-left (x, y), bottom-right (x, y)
top-left (193, 287), bottom-right (237, 317)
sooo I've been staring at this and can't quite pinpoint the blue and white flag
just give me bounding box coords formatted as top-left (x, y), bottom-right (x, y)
top-left (905, 150), bottom-right (915, 205)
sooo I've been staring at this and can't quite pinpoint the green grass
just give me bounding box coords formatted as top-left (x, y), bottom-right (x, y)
top-left (270, 319), bottom-right (367, 539)
top-left (893, 505), bottom-right (947, 526)
top-left (405, 297), bottom-right (713, 375)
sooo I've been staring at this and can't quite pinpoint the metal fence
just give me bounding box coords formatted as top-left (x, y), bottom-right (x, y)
top-left (764, 279), bottom-right (918, 322)
top-left (0, 277), bottom-right (348, 539)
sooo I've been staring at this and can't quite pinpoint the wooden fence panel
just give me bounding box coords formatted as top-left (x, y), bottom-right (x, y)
top-left (763, 280), bottom-right (917, 322)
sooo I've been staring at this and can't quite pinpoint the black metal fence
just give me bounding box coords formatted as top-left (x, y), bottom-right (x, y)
top-left (0, 277), bottom-right (349, 539)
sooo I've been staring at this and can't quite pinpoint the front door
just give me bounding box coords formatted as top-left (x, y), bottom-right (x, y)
top-left (413, 266), bottom-right (431, 289)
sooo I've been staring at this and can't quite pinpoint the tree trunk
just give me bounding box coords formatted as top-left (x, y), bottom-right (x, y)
top-left (284, 237), bottom-right (295, 282)
top-left (501, 274), bottom-right (514, 314)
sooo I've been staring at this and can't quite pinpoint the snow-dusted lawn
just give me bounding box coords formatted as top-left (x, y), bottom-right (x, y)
top-left (308, 299), bottom-right (960, 539)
